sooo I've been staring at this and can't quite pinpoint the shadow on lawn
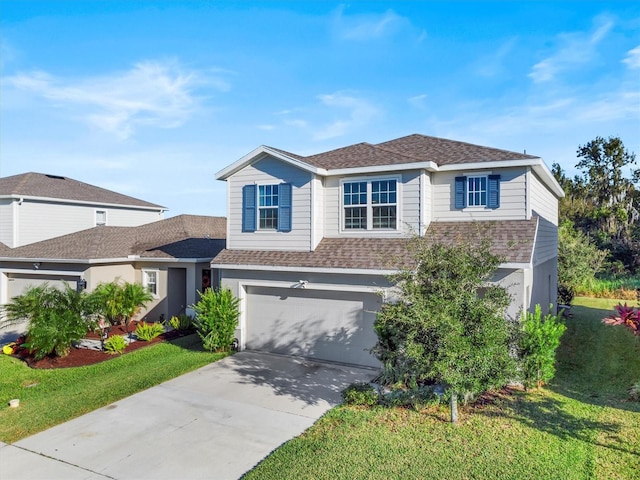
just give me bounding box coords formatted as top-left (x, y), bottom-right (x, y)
top-left (481, 393), bottom-right (637, 456)
top-left (550, 303), bottom-right (640, 414)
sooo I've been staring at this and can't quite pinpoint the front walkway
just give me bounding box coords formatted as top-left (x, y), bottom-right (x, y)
top-left (1, 351), bottom-right (376, 479)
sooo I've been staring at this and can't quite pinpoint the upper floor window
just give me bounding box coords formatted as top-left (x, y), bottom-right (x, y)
top-left (259, 184), bottom-right (279, 229)
top-left (242, 183), bottom-right (292, 233)
top-left (343, 178), bottom-right (398, 230)
top-left (95, 210), bottom-right (107, 226)
top-left (455, 175), bottom-right (501, 209)
top-left (142, 269), bottom-right (158, 297)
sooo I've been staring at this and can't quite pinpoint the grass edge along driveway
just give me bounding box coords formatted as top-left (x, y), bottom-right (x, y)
top-left (243, 297), bottom-right (640, 480)
top-left (0, 334), bottom-right (228, 443)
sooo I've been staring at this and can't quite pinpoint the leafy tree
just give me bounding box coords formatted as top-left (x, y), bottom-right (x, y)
top-left (0, 283), bottom-right (97, 359)
top-left (558, 220), bottom-right (607, 299)
top-left (373, 230), bottom-right (516, 423)
top-left (554, 136), bottom-right (639, 273)
top-left (192, 288), bottom-right (239, 352)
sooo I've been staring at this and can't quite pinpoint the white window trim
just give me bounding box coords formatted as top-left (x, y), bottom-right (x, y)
top-left (95, 209), bottom-right (107, 226)
top-left (257, 182), bottom-right (280, 231)
top-left (340, 175), bottom-right (402, 233)
top-left (460, 172), bottom-right (492, 211)
top-left (142, 269), bottom-right (159, 298)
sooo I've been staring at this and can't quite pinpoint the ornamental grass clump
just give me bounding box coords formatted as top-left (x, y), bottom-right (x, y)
top-left (192, 288), bottom-right (239, 352)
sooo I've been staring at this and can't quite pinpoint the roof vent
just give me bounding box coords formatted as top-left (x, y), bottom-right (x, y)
top-left (45, 174), bottom-right (66, 180)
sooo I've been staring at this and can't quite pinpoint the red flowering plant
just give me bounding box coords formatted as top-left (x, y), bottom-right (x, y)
top-left (603, 302), bottom-right (639, 335)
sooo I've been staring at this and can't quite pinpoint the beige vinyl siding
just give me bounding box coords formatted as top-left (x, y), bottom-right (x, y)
top-left (0, 199), bottom-right (14, 247)
top-left (12, 200), bottom-right (162, 247)
top-left (431, 167), bottom-right (527, 221)
top-left (324, 170), bottom-right (421, 238)
top-left (529, 170), bottom-right (559, 265)
top-left (227, 155), bottom-right (312, 251)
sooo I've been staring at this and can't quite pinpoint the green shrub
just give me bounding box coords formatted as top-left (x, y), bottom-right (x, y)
top-left (379, 387), bottom-right (439, 410)
top-left (192, 288), bottom-right (239, 352)
top-left (104, 335), bottom-right (127, 355)
top-left (134, 321), bottom-right (165, 341)
top-left (342, 383), bottom-right (379, 406)
top-left (1, 284), bottom-right (96, 360)
top-left (518, 304), bottom-right (567, 390)
top-left (169, 313), bottom-right (193, 332)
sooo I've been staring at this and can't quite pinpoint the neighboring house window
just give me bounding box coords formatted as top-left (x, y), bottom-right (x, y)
top-left (95, 210), bottom-right (107, 226)
top-left (455, 175), bottom-right (501, 209)
top-left (143, 270), bottom-right (158, 297)
top-left (242, 183), bottom-right (292, 233)
top-left (343, 178), bottom-right (398, 230)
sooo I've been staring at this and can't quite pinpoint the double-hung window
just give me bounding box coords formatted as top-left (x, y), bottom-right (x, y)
top-left (95, 210), bottom-right (107, 226)
top-left (454, 174), bottom-right (501, 209)
top-left (259, 184), bottom-right (279, 229)
top-left (242, 183), bottom-right (292, 232)
top-left (142, 270), bottom-right (158, 297)
top-left (343, 178), bottom-right (398, 230)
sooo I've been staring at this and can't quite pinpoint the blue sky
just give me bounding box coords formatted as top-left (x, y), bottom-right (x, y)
top-left (1, 1), bottom-right (639, 217)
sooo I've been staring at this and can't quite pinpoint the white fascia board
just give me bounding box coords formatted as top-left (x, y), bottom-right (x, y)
top-left (0, 194), bottom-right (166, 212)
top-left (326, 161), bottom-right (438, 176)
top-left (215, 146), bottom-right (325, 180)
top-left (500, 262), bottom-right (532, 270)
top-left (531, 162), bottom-right (565, 198)
top-left (211, 263), bottom-right (397, 276)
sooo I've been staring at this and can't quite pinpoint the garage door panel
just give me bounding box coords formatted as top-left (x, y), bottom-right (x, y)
top-left (7, 274), bottom-right (80, 300)
top-left (246, 286), bottom-right (381, 367)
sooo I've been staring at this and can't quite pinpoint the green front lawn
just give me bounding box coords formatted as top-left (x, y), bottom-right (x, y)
top-left (0, 334), bottom-right (227, 443)
top-left (244, 297), bottom-right (640, 480)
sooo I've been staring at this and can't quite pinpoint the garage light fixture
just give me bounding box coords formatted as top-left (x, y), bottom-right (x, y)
top-left (293, 280), bottom-right (308, 289)
top-left (33, 262), bottom-right (40, 269)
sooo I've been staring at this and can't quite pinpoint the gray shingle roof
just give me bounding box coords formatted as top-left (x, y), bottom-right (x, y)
top-left (0, 172), bottom-right (166, 209)
top-left (212, 218), bottom-right (538, 271)
top-left (1, 215), bottom-right (226, 261)
top-left (266, 134), bottom-right (538, 171)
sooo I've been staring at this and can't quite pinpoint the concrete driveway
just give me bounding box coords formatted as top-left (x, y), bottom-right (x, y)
top-left (1, 351), bottom-right (376, 480)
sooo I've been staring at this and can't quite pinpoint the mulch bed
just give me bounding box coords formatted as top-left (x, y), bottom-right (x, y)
top-left (7, 321), bottom-right (184, 369)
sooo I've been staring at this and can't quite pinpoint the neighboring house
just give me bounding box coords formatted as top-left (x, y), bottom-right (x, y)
top-left (0, 172), bottom-right (166, 248)
top-left (212, 134), bottom-right (564, 367)
top-left (0, 215), bottom-right (226, 322)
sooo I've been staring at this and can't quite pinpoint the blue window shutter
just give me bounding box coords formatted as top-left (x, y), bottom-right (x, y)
top-left (454, 177), bottom-right (467, 209)
top-left (242, 185), bottom-right (257, 232)
top-left (488, 175), bottom-right (501, 208)
top-left (278, 183), bottom-right (292, 232)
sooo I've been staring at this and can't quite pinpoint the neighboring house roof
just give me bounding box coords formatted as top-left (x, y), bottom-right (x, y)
top-left (0, 172), bottom-right (166, 209)
top-left (212, 218), bottom-right (538, 272)
top-left (0, 215), bottom-right (226, 262)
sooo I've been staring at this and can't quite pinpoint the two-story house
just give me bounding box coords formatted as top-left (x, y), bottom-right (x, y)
top-left (212, 134), bottom-right (564, 367)
top-left (0, 172), bottom-right (166, 248)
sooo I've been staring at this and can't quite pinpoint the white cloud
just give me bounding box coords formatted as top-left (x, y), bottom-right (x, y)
top-left (408, 94), bottom-right (428, 109)
top-left (4, 60), bottom-right (225, 139)
top-left (529, 17), bottom-right (613, 83)
top-left (623, 45), bottom-right (640, 69)
top-left (257, 124), bottom-right (276, 131)
top-left (312, 92), bottom-right (379, 140)
top-left (331, 5), bottom-right (407, 41)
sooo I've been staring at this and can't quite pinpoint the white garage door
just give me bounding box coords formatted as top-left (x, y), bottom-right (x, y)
top-left (246, 286), bottom-right (381, 367)
top-left (7, 274), bottom-right (81, 301)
